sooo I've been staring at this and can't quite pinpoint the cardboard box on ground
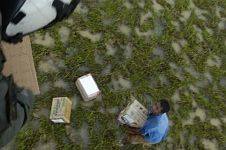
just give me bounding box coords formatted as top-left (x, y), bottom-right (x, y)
top-left (76, 73), bottom-right (101, 101)
top-left (118, 96), bottom-right (148, 128)
top-left (50, 74), bottom-right (100, 123)
top-left (50, 97), bottom-right (72, 123)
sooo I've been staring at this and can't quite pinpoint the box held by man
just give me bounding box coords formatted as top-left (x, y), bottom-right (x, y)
top-left (118, 97), bottom-right (148, 128)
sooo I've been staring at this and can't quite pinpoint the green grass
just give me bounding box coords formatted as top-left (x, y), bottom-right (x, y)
top-left (12, 0), bottom-right (226, 149)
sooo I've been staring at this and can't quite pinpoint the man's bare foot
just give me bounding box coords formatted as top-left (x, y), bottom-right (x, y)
top-left (122, 136), bottom-right (129, 145)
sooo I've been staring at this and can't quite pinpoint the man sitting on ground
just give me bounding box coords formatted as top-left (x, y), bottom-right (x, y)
top-left (125, 99), bottom-right (170, 144)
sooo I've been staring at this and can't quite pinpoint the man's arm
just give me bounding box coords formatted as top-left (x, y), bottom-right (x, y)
top-left (142, 129), bottom-right (162, 144)
top-left (126, 127), bottom-right (141, 135)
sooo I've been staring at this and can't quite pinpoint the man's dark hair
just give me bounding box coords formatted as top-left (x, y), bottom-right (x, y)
top-left (160, 99), bottom-right (170, 113)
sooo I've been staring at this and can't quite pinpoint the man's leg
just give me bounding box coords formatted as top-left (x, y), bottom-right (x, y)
top-left (127, 134), bottom-right (147, 145)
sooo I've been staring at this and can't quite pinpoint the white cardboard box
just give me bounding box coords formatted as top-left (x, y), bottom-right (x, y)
top-left (76, 74), bottom-right (100, 101)
top-left (50, 97), bottom-right (72, 123)
top-left (118, 97), bottom-right (148, 128)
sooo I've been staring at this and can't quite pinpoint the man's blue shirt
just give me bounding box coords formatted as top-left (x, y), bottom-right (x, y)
top-left (139, 113), bottom-right (169, 144)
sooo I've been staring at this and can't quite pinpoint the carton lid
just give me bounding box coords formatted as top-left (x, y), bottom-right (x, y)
top-left (78, 74), bottom-right (100, 96)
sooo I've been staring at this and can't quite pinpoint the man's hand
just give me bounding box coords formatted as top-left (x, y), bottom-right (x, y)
top-left (126, 126), bottom-right (141, 135)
